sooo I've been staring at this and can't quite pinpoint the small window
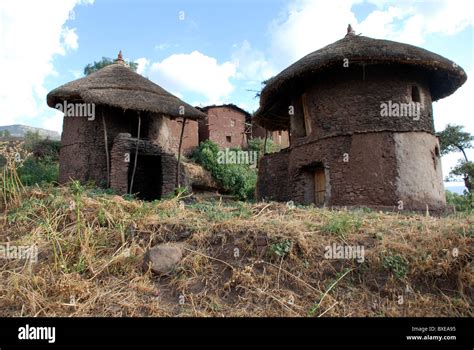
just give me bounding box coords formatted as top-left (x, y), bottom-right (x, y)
top-left (435, 146), bottom-right (440, 157)
top-left (226, 136), bottom-right (232, 143)
top-left (230, 119), bottom-right (235, 127)
top-left (411, 85), bottom-right (421, 103)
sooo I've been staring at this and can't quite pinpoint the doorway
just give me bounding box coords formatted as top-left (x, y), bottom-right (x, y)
top-left (314, 168), bottom-right (326, 205)
top-left (128, 154), bottom-right (162, 200)
top-left (302, 163), bottom-right (327, 206)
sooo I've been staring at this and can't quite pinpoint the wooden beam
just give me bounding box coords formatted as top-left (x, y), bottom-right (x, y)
top-left (302, 93), bottom-right (312, 136)
top-left (176, 117), bottom-right (187, 188)
top-left (129, 114), bottom-right (141, 195)
top-left (102, 110), bottom-right (110, 188)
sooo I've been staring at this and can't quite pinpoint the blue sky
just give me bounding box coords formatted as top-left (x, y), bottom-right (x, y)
top-left (1, 0), bottom-right (473, 186)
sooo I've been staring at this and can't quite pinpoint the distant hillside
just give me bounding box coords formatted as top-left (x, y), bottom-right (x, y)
top-left (0, 124), bottom-right (60, 140)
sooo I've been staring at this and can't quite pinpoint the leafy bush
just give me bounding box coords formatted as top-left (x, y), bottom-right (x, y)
top-left (191, 140), bottom-right (257, 200)
top-left (31, 139), bottom-right (61, 161)
top-left (18, 156), bottom-right (59, 186)
top-left (247, 137), bottom-right (279, 154)
top-left (14, 132), bottom-right (60, 186)
top-left (446, 190), bottom-right (473, 213)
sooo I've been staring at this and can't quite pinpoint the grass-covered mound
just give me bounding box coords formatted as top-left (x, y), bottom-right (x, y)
top-left (0, 184), bottom-right (472, 317)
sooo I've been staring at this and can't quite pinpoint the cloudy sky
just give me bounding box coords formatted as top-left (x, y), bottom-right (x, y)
top-left (0, 0), bottom-right (472, 186)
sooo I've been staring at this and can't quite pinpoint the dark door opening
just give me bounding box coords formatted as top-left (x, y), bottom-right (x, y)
top-left (128, 154), bottom-right (162, 200)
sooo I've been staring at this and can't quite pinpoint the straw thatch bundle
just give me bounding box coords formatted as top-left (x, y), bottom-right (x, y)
top-left (47, 60), bottom-right (205, 120)
top-left (255, 34), bottom-right (467, 130)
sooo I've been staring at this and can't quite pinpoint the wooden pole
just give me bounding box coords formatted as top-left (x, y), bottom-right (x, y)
top-left (102, 110), bottom-right (110, 188)
top-left (263, 129), bottom-right (268, 155)
top-left (129, 114), bottom-right (141, 194)
top-left (176, 117), bottom-right (187, 188)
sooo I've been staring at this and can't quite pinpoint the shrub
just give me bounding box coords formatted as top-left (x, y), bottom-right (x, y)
top-left (191, 140), bottom-right (257, 200)
top-left (446, 190), bottom-right (473, 213)
top-left (17, 156), bottom-right (59, 186)
top-left (247, 137), bottom-right (279, 154)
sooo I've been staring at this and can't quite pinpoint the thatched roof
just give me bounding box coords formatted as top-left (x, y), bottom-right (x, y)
top-left (47, 55), bottom-right (205, 120)
top-left (255, 32), bottom-right (467, 130)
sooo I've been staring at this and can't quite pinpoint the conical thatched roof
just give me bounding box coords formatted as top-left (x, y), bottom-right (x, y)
top-left (255, 32), bottom-right (467, 130)
top-left (47, 55), bottom-right (205, 120)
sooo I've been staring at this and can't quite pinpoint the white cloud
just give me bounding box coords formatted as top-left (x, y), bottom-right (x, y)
top-left (61, 27), bottom-right (79, 50)
top-left (269, 0), bottom-right (359, 64)
top-left (0, 0), bottom-right (93, 129)
top-left (270, 0), bottom-right (473, 65)
top-left (134, 57), bottom-right (150, 75)
top-left (149, 51), bottom-right (236, 104)
top-left (232, 40), bottom-right (276, 82)
top-left (42, 110), bottom-right (64, 133)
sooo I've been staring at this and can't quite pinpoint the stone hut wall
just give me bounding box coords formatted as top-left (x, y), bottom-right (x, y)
top-left (393, 132), bottom-right (445, 210)
top-left (289, 66), bottom-right (434, 147)
top-left (59, 105), bottom-right (195, 188)
top-left (110, 133), bottom-right (186, 198)
top-left (149, 117), bottom-right (198, 155)
top-left (256, 149), bottom-right (290, 202)
top-left (257, 65), bottom-right (444, 210)
top-left (199, 106), bottom-right (247, 149)
top-left (287, 132), bottom-right (398, 206)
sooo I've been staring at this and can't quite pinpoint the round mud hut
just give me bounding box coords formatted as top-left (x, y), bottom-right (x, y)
top-left (254, 26), bottom-right (467, 211)
top-left (47, 52), bottom-right (205, 200)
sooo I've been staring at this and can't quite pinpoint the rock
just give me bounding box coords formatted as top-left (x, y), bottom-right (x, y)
top-left (143, 244), bottom-right (183, 275)
top-left (182, 162), bottom-right (220, 191)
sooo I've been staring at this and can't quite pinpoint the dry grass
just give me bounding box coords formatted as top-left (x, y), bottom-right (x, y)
top-left (0, 184), bottom-right (472, 317)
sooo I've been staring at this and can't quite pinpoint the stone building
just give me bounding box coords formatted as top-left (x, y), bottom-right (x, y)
top-left (254, 27), bottom-right (467, 211)
top-left (197, 104), bottom-right (250, 149)
top-left (47, 52), bottom-right (205, 199)
top-left (198, 104), bottom-right (290, 150)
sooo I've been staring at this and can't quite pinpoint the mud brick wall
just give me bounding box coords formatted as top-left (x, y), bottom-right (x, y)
top-left (60, 105), bottom-right (153, 186)
top-left (60, 104), bottom-right (195, 187)
top-left (290, 66), bottom-right (434, 147)
top-left (59, 116), bottom-right (98, 184)
top-left (110, 133), bottom-right (186, 197)
top-left (256, 64), bottom-right (445, 210)
top-left (150, 117), bottom-right (198, 155)
top-left (288, 132), bottom-right (398, 206)
top-left (199, 106), bottom-right (247, 149)
top-left (394, 132), bottom-right (446, 210)
top-left (170, 118), bottom-right (198, 155)
top-left (256, 149), bottom-right (290, 202)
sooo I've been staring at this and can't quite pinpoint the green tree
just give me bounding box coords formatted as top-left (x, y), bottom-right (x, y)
top-left (84, 57), bottom-right (138, 76)
top-left (24, 131), bottom-right (42, 151)
top-left (437, 124), bottom-right (473, 192)
top-left (2, 130), bottom-right (10, 137)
